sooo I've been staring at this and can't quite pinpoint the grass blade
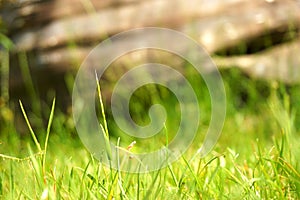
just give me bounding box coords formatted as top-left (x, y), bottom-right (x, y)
top-left (95, 71), bottom-right (112, 160)
top-left (42, 98), bottom-right (56, 179)
top-left (19, 100), bottom-right (42, 152)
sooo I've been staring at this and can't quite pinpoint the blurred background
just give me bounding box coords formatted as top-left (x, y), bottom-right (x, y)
top-left (2, 1), bottom-right (300, 198)
top-left (1, 0), bottom-right (300, 143)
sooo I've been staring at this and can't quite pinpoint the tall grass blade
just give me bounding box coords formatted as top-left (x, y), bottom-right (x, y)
top-left (42, 98), bottom-right (56, 178)
top-left (19, 100), bottom-right (42, 152)
top-left (95, 71), bottom-right (108, 137)
top-left (95, 71), bottom-right (112, 160)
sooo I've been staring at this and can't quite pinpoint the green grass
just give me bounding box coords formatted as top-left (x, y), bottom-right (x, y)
top-left (1, 67), bottom-right (300, 199)
top-left (1, 3), bottom-right (299, 198)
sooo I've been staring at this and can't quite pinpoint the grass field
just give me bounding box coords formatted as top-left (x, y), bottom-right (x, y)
top-left (1, 62), bottom-right (300, 199)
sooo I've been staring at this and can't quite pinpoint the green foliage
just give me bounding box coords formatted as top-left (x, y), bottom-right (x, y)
top-left (1, 67), bottom-right (300, 199)
top-left (0, 22), bottom-right (299, 197)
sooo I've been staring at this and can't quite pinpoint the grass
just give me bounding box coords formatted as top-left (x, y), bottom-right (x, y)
top-left (1, 66), bottom-right (300, 199)
top-left (0, 21), bottom-right (299, 198)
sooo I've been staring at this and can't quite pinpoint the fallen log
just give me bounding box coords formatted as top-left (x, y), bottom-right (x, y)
top-left (34, 1), bottom-right (300, 73)
top-left (213, 38), bottom-right (300, 84)
top-left (24, 35), bottom-right (300, 84)
top-left (10, 0), bottom-right (276, 51)
top-left (183, 1), bottom-right (300, 53)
